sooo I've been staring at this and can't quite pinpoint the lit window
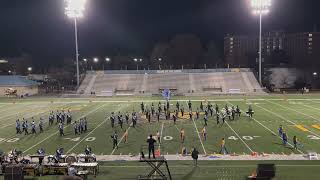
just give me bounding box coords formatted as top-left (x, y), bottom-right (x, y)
top-left (230, 37), bottom-right (233, 41)
top-left (230, 50), bottom-right (233, 53)
top-left (308, 42), bottom-right (312, 46)
top-left (230, 41), bottom-right (233, 45)
top-left (230, 46), bottom-right (233, 49)
top-left (309, 34), bottom-right (313, 37)
top-left (309, 38), bottom-right (313, 41)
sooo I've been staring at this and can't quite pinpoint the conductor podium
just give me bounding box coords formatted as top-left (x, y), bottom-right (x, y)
top-left (137, 145), bottom-right (172, 180)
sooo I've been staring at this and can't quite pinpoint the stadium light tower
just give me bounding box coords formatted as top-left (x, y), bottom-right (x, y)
top-left (251, 0), bottom-right (271, 85)
top-left (65, 0), bottom-right (87, 87)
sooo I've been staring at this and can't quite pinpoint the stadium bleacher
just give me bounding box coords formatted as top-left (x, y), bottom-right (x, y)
top-left (78, 69), bottom-right (265, 96)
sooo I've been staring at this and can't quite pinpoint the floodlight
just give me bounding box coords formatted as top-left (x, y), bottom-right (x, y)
top-left (65, 0), bottom-right (87, 18)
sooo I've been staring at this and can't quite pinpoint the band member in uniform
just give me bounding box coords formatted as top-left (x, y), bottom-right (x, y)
top-left (173, 114), bottom-right (177, 124)
top-left (31, 120), bottom-right (37, 134)
top-left (196, 108), bottom-right (200, 120)
top-left (188, 100), bottom-right (192, 111)
top-left (125, 112), bottom-right (129, 124)
top-left (180, 128), bottom-right (185, 143)
top-left (176, 102), bottom-right (180, 111)
top-left (216, 112), bottom-right (220, 125)
top-left (59, 122), bottom-right (64, 136)
top-left (204, 114), bottom-right (208, 126)
top-left (84, 145), bottom-right (92, 155)
top-left (189, 111), bottom-right (193, 121)
top-left (231, 106), bottom-right (236, 120)
top-left (201, 126), bottom-right (207, 141)
top-left (282, 131), bottom-right (288, 146)
top-left (124, 129), bottom-right (128, 143)
top-left (236, 105), bottom-right (241, 117)
top-left (118, 115), bottom-right (123, 129)
top-left (278, 125), bottom-right (283, 137)
top-left (37, 148), bottom-right (45, 164)
top-left (156, 130), bottom-right (161, 143)
top-left (215, 104), bottom-right (219, 115)
top-left (55, 147), bottom-right (64, 163)
top-left (16, 119), bottom-right (21, 134)
top-left (200, 102), bottom-right (204, 112)
top-left (39, 117), bottom-right (44, 133)
top-left (84, 117), bottom-right (88, 132)
top-left (110, 112), bottom-right (115, 128)
top-left (141, 102), bottom-right (145, 113)
top-left (132, 112), bottom-right (137, 128)
top-left (111, 131), bottom-right (118, 149)
top-left (74, 121), bottom-right (78, 135)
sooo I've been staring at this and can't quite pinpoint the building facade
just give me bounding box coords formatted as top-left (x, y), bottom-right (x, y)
top-left (224, 31), bottom-right (320, 68)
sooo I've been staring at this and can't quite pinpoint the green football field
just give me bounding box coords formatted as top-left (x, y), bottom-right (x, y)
top-left (1, 94), bottom-right (320, 179)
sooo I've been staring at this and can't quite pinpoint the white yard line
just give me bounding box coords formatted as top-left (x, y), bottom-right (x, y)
top-left (66, 119), bottom-right (107, 154)
top-left (267, 100), bottom-right (320, 123)
top-left (110, 125), bottom-right (132, 155)
top-left (191, 117), bottom-right (207, 155)
top-left (184, 101), bottom-right (207, 155)
top-left (301, 103), bottom-right (320, 112)
top-left (23, 103), bottom-right (106, 154)
top-left (255, 104), bottom-right (320, 138)
top-left (227, 101), bottom-right (304, 154)
top-left (159, 122), bottom-right (164, 150)
top-left (225, 121), bottom-right (254, 153)
top-left (67, 105), bottom-right (127, 153)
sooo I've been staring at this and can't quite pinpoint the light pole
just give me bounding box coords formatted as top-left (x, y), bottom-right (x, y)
top-left (134, 58), bottom-right (138, 71)
top-left (93, 58), bottom-right (99, 70)
top-left (251, 0), bottom-right (271, 85)
top-left (65, 0), bottom-right (86, 87)
top-left (104, 57), bottom-right (110, 70)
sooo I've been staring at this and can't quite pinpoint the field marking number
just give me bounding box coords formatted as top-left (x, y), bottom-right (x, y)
top-left (228, 136), bottom-right (259, 141)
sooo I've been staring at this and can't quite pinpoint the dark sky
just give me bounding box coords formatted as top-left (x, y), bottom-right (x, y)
top-left (0, 0), bottom-right (319, 62)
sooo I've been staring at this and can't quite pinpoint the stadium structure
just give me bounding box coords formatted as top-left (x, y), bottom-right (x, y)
top-left (77, 68), bottom-right (265, 97)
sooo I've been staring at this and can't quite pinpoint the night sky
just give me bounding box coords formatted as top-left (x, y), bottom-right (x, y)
top-left (0, 0), bottom-right (319, 62)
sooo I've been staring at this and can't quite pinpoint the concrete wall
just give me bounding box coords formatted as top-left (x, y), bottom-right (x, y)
top-left (0, 85), bottom-right (38, 97)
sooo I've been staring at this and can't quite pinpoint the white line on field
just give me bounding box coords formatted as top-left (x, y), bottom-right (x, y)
top-left (159, 122), bottom-right (164, 150)
top-left (227, 101), bottom-right (304, 154)
top-left (99, 164), bottom-right (320, 168)
top-left (23, 103), bottom-right (106, 154)
top-left (0, 102), bottom-right (74, 129)
top-left (184, 101), bottom-right (207, 155)
top-left (301, 103), bottom-right (320, 112)
top-left (110, 124), bottom-right (132, 155)
top-left (267, 100), bottom-right (320, 123)
top-left (191, 115), bottom-right (207, 155)
top-left (67, 118), bottom-right (106, 153)
top-left (225, 121), bottom-right (254, 153)
top-left (255, 104), bottom-right (320, 138)
top-left (67, 105), bottom-right (128, 153)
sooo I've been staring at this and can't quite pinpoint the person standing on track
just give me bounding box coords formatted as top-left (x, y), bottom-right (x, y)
top-left (219, 138), bottom-right (228, 154)
top-left (147, 134), bottom-right (156, 159)
top-left (191, 147), bottom-right (199, 167)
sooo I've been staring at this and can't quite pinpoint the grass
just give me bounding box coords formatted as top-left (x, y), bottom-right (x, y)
top-left (1, 95), bottom-right (320, 179)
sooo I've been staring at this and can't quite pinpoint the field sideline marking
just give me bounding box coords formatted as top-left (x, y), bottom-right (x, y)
top-left (267, 100), bottom-right (320, 123)
top-left (23, 103), bottom-right (106, 154)
top-left (99, 164), bottom-right (320, 168)
top-left (227, 101), bottom-right (304, 154)
top-left (301, 103), bottom-right (320, 113)
top-left (256, 104), bottom-right (320, 137)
